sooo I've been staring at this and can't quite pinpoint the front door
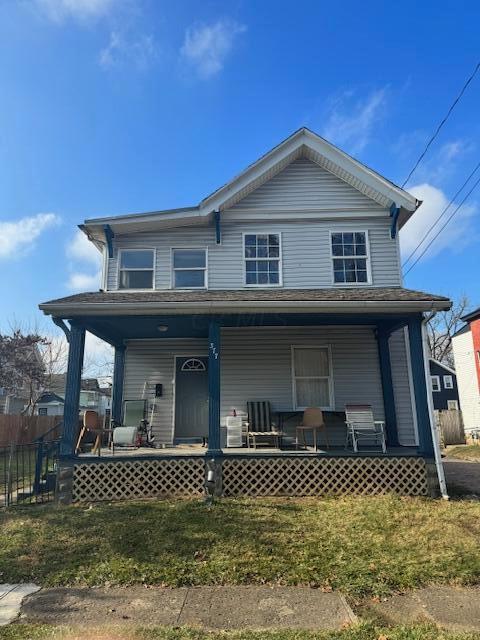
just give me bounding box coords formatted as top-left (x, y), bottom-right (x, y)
top-left (174, 356), bottom-right (209, 440)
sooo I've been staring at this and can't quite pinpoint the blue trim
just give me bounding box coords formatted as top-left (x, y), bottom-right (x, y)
top-left (376, 325), bottom-right (399, 446)
top-left (390, 202), bottom-right (400, 239)
top-left (207, 319), bottom-right (221, 455)
top-left (214, 210), bottom-right (221, 244)
top-left (104, 224), bottom-right (114, 258)
top-left (52, 318), bottom-right (71, 342)
top-left (61, 324), bottom-right (85, 457)
top-left (407, 317), bottom-right (435, 457)
top-left (111, 345), bottom-right (126, 423)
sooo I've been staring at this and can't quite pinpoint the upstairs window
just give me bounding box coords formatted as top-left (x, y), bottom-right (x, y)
top-left (172, 249), bottom-right (206, 288)
top-left (244, 233), bottom-right (281, 286)
top-left (431, 375), bottom-right (441, 392)
top-left (443, 375), bottom-right (453, 389)
top-left (119, 250), bottom-right (154, 289)
top-left (331, 231), bottom-right (370, 284)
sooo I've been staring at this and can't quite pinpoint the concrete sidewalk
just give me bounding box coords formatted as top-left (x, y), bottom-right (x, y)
top-left (20, 585), bottom-right (357, 630)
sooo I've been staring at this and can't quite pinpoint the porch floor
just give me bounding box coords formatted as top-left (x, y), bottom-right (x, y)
top-left (78, 444), bottom-right (420, 458)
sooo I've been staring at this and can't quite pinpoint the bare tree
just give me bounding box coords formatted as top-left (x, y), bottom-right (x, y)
top-left (426, 294), bottom-right (469, 368)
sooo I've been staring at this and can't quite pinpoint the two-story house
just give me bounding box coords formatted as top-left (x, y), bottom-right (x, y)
top-left (40, 128), bottom-right (450, 503)
top-left (452, 306), bottom-right (480, 434)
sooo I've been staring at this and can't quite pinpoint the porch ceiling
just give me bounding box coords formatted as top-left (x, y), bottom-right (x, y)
top-left (71, 311), bottom-right (415, 345)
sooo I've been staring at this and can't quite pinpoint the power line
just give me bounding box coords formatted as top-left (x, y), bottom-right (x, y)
top-left (403, 172), bottom-right (480, 276)
top-left (402, 159), bottom-right (480, 268)
top-left (401, 61), bottom-right (480, 188)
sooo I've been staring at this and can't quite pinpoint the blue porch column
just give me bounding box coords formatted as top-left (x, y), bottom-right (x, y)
top-left (111, 344), bottom-right (126, 424)
top-left (207, 319), bottom-right (222, 455)
top-left (376, 325), bottom-right (399, 446)
top-left (407, 317), bottom-right (435, 457)
top-left (61, 323), bottom-right (86, 457)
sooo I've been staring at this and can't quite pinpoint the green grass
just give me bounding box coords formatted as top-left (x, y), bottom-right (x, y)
top-left (1, 623), bottom-right (480, 640)
top-left (1, 496), bottom-right (480, 599)
top-left (447, 445), bottom-right (480, 461)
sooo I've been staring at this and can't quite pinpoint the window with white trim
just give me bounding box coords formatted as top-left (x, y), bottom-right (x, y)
top-left (447, 400), bottom-right (459, 410)
top-left (431, 375), bottom-right (441, 392)
top-left (119, 250), bottom-right (154, 289)
top-left (443, 375), bottom-right (453, 389)
top-left (244, 233), bottom-right (281, 285)
top-left (292, 346), bottom-right (333, 409)
top-left (172, 249), bottom-right (206, 288)
top-left (38, 407), bottom-right (47, 416)
top-left (331, 231), bottom-right (369, 284)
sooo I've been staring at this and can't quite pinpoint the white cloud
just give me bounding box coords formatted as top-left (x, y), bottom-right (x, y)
top-left (0, 213), bottom-right (60, 259)
top-left (180, 19), bottom-right (246, 78)
top-left (322, 88), bottom-right (388, 155)
top-left (67, 271), bottom-right (102, 291)
top-left (67, 229), bottom-right (101, 265)
top-left (99, 31), bottom-right (156, 70)
top-left (66, 230), bottom-right (101, 291)
top-left (34, 0), bottom-right (115, 23)
top-left (400, 182), bottom-right (478, 261)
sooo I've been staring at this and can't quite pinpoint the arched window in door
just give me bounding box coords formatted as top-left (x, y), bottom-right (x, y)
top-left (181, 358), bottom-right (206, 372)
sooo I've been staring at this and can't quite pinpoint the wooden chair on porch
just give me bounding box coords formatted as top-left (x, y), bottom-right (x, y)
top-left (296, 407), bottom-right (328, 451)
top-left (246, 401), bottom-right (283, 449)
top-left (75, 410), bottom-right (109, 456)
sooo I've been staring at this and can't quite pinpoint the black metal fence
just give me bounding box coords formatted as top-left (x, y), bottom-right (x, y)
top-left (0, 436), bottom-right (60, 508)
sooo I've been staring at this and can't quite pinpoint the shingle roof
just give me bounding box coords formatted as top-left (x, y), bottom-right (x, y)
top-left (41, 287), bottom-right (450, 307)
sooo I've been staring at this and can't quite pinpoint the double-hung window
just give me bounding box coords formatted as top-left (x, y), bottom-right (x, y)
top-left (292, 346), bottom-right (333, 410)
top-left (119, 250), bottom-right (154, 289)
top-left (431, 375), bottom-right (441, 392)
top-left (244, 233), bottom-right (281, 286)
top-left (331, 231), bottom-right (370, 284)
top-left (172, 249), bottom-right (207, 288)
top-left (443, 375), bottom-right (453, 389)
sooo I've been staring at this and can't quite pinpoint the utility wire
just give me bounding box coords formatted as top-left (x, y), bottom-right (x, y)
top-left (401, 61), bottom-right (480, 188)
top-left (403, 172), bottom-right (480, 276)
top-left (402, 159), bottom-right (480, 268)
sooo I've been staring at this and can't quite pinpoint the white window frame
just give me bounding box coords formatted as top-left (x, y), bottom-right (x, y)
top-left (447, 400), bottom-right (459, 411)
top-left (443, 375), bottom-right (453, 389)
top-left (431, 375), bottom-right (441, 392)
top-left (117, 248), bottom-right (156, 291)
top-left (243, 232), bottom-right (283, 287)
top-left (291, 345), bottom-right (334, 411)
top-left (170, 247), bottom-right (208, 290)
top-left (329, 230), bottom-right (372, 286)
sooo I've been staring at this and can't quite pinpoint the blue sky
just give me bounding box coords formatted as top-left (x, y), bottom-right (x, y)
top-left (1, 0), bottom-right (480, 365)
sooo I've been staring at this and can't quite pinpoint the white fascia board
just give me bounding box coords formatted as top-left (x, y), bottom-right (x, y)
top-left (40, 298), bottom-right (451, 317)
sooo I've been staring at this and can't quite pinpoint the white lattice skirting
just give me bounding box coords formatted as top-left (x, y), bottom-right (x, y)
top-left (72, 458), bottom-right (205, 503)
top-left (222, 456), bottom-right (428, 497)
top-left (72, 456), bottom-right (429, 502)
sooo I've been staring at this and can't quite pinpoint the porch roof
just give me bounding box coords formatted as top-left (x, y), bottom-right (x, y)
top-left (40, 286), bottom-right (450, 318)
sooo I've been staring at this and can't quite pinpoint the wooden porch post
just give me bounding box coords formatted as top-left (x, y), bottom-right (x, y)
top-left (376, 325), bottom-right (399, 446)
top-left (61, 323), bottom-right (85, 457)
top-left (111, 344), bottom-right (126, 424)
top-left (407, 316), bottom-right (435, 457)
top-left (207, 318), bottom-right (221, 455)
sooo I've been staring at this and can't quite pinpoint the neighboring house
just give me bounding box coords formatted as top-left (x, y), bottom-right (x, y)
top-left (33, 379), bottom-right (111, 416)
top-left (452, 306), bottom-right (480, 433)
top-left (429, 359), bottom-right (460, 411)
top-left (39, 127), bottom-right (451, 500)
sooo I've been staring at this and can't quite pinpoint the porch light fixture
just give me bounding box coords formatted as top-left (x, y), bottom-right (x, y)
top-left (157, 325), bottom-right (169, 332)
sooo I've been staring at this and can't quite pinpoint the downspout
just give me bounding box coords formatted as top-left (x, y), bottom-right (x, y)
top-left (421, 311), bottom-right (449, 499)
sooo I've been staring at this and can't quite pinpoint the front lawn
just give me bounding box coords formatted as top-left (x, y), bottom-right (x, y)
top-left (1, 624), bottom-right (480, 640)
top-left (1, 496), bottom-right (480, 599)
top-left (446, 445), bottom-right (480, 461)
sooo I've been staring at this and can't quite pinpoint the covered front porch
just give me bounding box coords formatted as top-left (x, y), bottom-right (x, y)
top-left (39, 289), bottom-right (446, 501)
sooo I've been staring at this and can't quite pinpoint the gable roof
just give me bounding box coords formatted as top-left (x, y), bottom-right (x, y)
top-left (81, 127), bottom-right (420, 242)
top-left (429, 358), bottom-right (456, 376)
top-left (461, 306), bottom-right (480, 323)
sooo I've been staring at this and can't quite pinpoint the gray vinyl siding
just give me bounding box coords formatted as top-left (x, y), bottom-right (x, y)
top-left (389, 328), bottom-right (418, 446)
top-left (230, 159), bottom-right (384, 211)
top-left (123, 327), bottom-right (417, 446)
top-left (107, 217), bottom-right (400, 290)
